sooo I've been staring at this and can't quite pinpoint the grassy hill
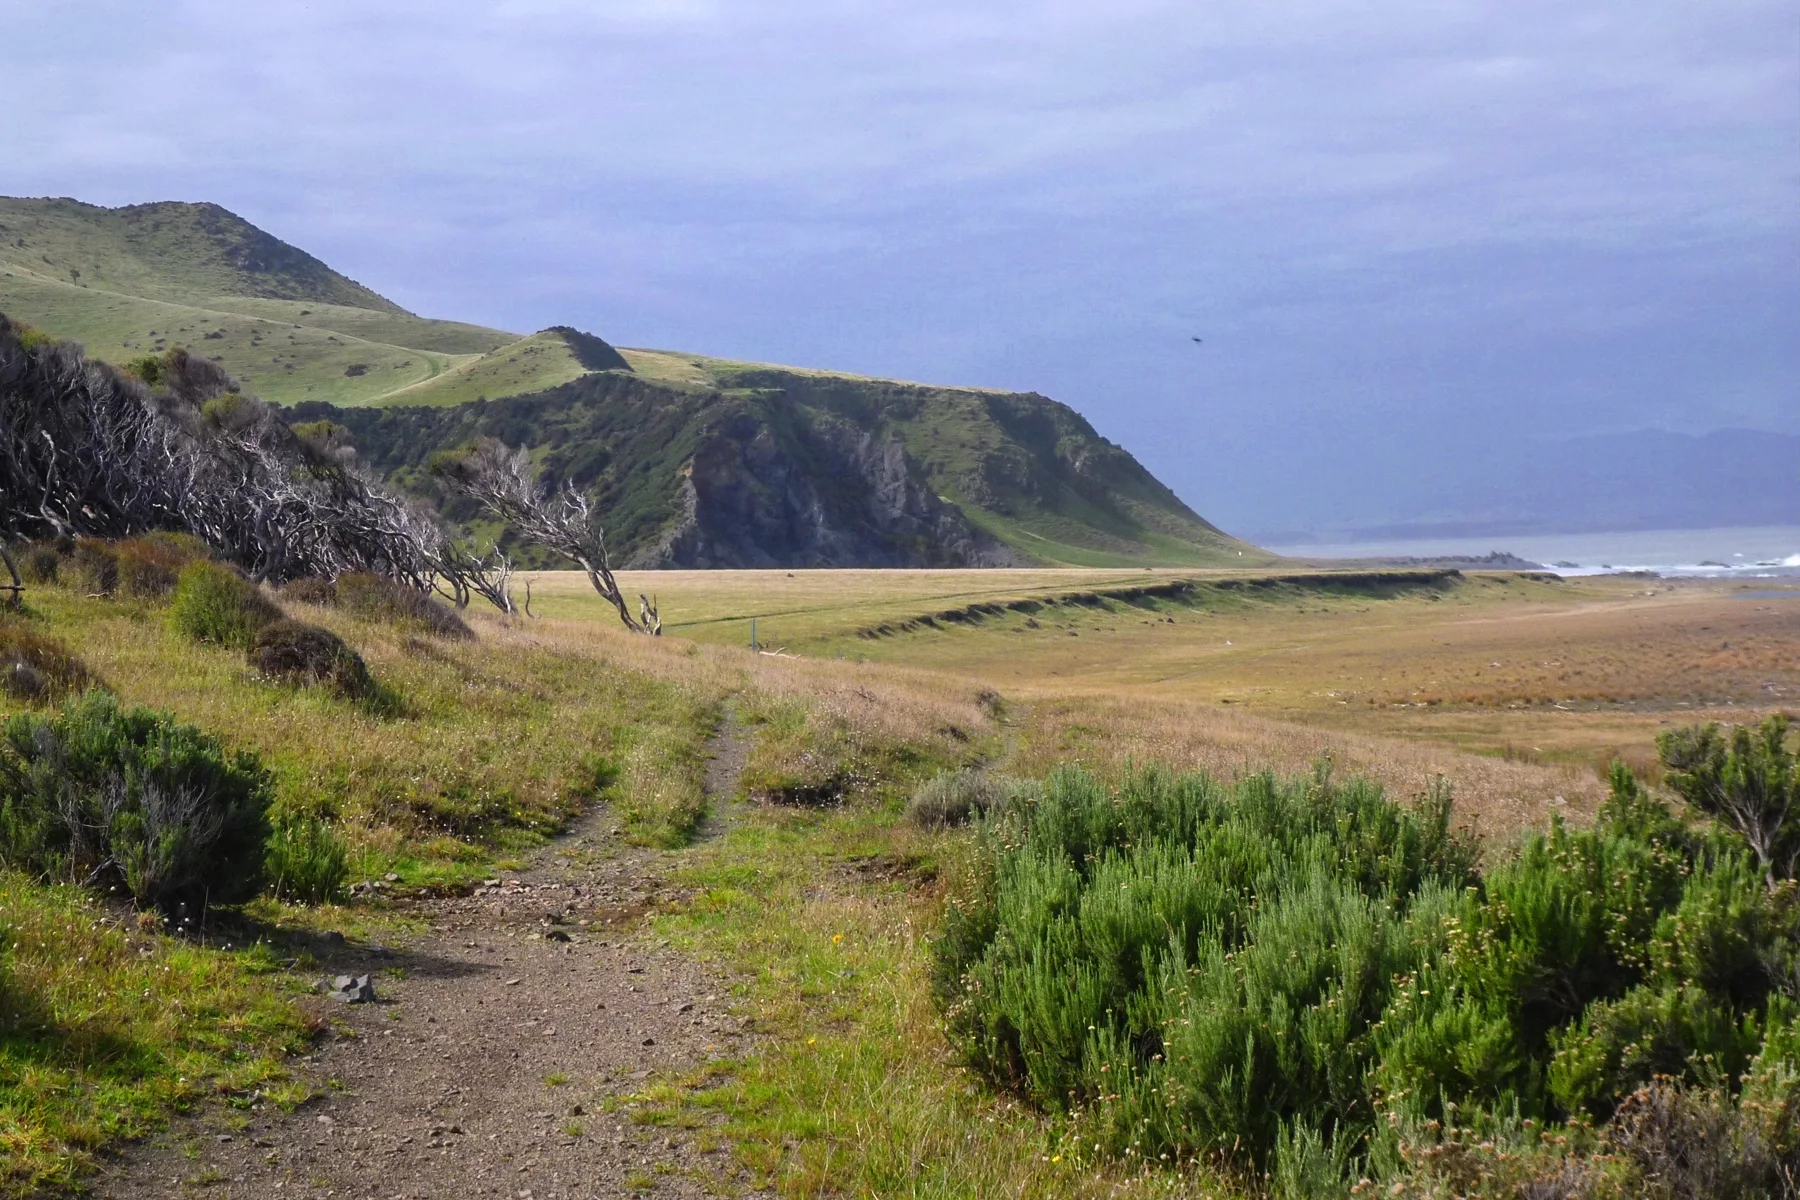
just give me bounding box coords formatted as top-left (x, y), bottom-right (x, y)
top-left (0, 195), bottom-right (1264, 567)
top-left (0, 196), bottom-right (401, 310)
top-left (0, 196), bottom-right (529, 406)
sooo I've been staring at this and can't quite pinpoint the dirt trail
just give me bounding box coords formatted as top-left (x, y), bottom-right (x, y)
top-left (693, 703), bottom-right (748, 844)
top-left (96, 719), bottom-right (758, 1200)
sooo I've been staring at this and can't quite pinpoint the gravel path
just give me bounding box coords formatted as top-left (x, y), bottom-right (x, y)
top-left (95, 718), bottom-right (761, 1200)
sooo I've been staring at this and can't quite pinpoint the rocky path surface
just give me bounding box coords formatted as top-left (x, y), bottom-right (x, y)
top-left (96, 719), bottom-right (760, 1200)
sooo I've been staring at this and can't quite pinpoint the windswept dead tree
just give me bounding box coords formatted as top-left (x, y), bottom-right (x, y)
top-left (0, 321), bottom-right (184, 540)
top-left (0, 316), bottom-right (442, 588)
top-left (433, 540), bottom-right (517, 616)
top-left (181, 402), bottom-right (441, 586)
top-left (430, 437), bottom-right (647, 632)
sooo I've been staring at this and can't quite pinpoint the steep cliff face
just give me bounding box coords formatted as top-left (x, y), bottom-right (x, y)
top-left (635, 409), bottom-right (1020, 567)
top-left (703, 367), bottom-right (1255, 566)
top-left (294, 358), bottom-right (1263, 569)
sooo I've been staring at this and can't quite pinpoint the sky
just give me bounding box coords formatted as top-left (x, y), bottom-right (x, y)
top-left (3, 0), bottom-right (1796, 539)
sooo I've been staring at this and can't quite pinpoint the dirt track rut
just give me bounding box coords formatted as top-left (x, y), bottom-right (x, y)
top-left (95, 718), bottom-right (758, 1200)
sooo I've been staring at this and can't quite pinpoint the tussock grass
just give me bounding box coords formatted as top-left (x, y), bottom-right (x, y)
top-left (0, 621), bottom-right (92, 704)
top-left (907, 767), bottom-right (1017, 828)
top-left (112, 534), bottom-right (208, 600)
top-left (330, 572), bottom-right (471, 640)
top-left (736, 659), bottom-right (995, 809)
top-left (65, 540), bottom-right (120, 596)
top-left (248, 618), bottom-right (380, 702)
top-left (16, 547), bottom-right (59, 586)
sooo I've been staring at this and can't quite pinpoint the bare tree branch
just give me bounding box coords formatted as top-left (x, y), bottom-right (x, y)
top-left (430, 438), bottom-right (643, 632)
top-left (434, 540), bottom-right (517, 616)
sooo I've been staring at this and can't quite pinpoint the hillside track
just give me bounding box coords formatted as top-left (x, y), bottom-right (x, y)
top-left (94, 726), bottom-right (761, 1200)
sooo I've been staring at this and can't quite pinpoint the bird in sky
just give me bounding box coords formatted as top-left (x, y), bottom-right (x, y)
top-left (1191, 336), bottom-right (1203, 343)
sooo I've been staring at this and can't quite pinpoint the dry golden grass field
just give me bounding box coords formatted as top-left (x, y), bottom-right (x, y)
top-left (525, 566), bottom-right (1800, 837)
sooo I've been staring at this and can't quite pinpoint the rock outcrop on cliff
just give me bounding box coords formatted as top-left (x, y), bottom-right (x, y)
top-left (635, 412), bottom-right (1021, 568)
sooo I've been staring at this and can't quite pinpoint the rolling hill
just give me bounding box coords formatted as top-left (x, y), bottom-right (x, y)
top-left (0, 195), bottom-right (1265, 568)
top-left (0, 196), bottom-right (519, 406)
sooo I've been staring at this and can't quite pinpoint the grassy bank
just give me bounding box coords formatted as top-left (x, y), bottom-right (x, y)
top-left (17, 585), bottom-right (721, 870)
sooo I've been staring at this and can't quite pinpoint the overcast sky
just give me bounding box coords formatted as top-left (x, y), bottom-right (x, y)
top-left (4, 0), bottom-right (1796, 537)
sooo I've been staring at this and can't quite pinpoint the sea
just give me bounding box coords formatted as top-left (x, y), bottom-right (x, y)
top-left (1267, 525), bottom-right (1800, 580)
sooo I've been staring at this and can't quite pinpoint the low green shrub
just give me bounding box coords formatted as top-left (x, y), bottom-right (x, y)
top-left (12, 321), bottom-right (56, 353)
top-left (907, 767), bottom-right (1016, 827)
top-left (265, 812), bottom-right (349, 903)
top-left (0, 622), bottom-right (93, 704)
top-left (333, 571), bottom-right (471, 640)
top-left (0, 690), bottom-right (272, 910)
top-left (169, 561), bottom-right (282, 648)
top-left (248, 618), bottom-right (375, 699)
top-left (122, 351), bottom-right (167, 386)
top-left (934, 758), bottom-right (1796, 1189)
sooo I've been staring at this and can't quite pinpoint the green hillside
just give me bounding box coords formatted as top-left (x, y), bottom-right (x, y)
top-left (297, 367), bottom-right (1266, 569)
top-left (0, 196), bottom-right (401, 309)
top-left (0, 194), bottom-right (1265, 567)
top-left (376, 326), bottom-right (631, 408)
top-left (0, 196), bottom-right (522, 405)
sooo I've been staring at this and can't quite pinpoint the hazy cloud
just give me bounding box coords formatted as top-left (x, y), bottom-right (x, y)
top-left (3, 0), bottom-right (1794, 534)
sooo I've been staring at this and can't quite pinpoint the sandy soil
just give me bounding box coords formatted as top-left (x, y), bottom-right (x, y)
top-left (94, 724), bottom-right (761, 1200)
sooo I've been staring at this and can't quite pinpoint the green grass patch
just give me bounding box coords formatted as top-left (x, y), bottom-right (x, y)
top-left (623, 805), bottom-right (1217, 1199)
top-left (0, 872), bottom-right (315, 1196)
top-left (369, 328), bottom-right (603, 408)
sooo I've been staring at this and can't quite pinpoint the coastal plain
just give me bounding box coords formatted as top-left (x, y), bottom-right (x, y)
top-left (531, 567), bottom-right (1800, 818)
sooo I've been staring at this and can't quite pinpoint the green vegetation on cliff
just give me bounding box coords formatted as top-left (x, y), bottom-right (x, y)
top-left (300, 364), bottom-right (1263, 568)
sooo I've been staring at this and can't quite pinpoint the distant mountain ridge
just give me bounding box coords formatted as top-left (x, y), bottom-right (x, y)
top-left (0, 195), bottom-right (1258, 568)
